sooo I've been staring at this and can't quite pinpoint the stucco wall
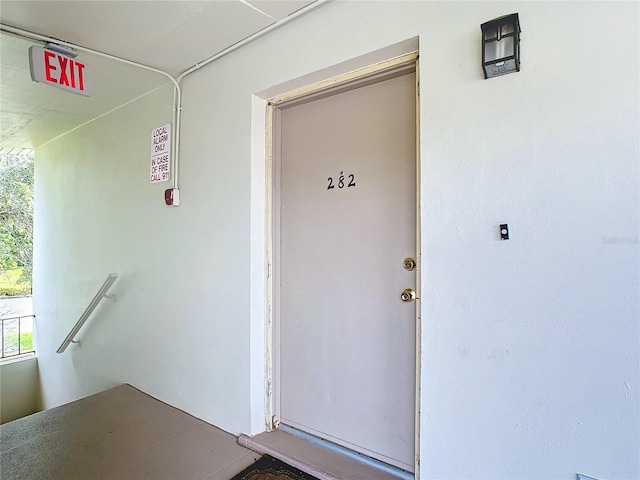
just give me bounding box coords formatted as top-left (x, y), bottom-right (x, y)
top-left (1, 356), bottom-right (41, 424)
top-left (34, 2), bottom-right (638, 479)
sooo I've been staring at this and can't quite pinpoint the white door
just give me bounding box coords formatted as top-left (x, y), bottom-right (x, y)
top-left (276, 70), bottom-right (417, 472)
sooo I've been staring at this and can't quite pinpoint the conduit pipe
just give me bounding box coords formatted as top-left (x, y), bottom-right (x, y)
top-left (0, 0), bottom-right (331, 198)
top-left (172, 0), bottom-right (331, 190)
top-left (0, 22), bottom-right (183, 193)
top-left (177, 0), bottom-right (331, 82)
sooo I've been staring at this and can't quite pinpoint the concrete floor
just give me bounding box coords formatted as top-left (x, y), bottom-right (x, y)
top-left (0, 385), bottom-right (260, 480)
top-left (0, 384), bottom-right (404, 480)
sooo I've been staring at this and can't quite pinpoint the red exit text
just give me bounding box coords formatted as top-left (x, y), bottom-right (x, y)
top-left (44, 51), bottom-right (86, 92)
top-left (29, 46), bottom-right (91, 97)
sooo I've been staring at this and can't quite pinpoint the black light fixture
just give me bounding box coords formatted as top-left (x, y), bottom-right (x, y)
top-left (481, 13), bottom-right (521, 79)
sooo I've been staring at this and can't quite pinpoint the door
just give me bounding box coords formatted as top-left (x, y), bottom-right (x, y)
top-left (276, 69), bottom-right (417, 472)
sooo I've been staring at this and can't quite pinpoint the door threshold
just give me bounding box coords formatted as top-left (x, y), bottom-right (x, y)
top-left (279, 425), bottom-right (414, 480)
top-left (238, 428), bottom-right (413, 480)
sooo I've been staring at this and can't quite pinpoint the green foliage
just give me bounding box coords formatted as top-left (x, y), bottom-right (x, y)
top-left (0, 285), bottom-right (30, 296)
top-left (0, 154), bottom-right (34, 293)
top-left (0, 268), bottom-right (30, 295)
top-left (4, 331), bottom-right (33, 353)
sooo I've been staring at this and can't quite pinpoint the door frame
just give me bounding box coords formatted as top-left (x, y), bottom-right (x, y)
top-left (263, 51), bottom-right (422, 477)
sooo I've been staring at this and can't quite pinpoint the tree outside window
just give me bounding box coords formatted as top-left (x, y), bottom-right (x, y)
top-left (0, 153), bottom-right (34, 296)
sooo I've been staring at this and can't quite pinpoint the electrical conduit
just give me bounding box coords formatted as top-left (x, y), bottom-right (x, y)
top-left (0, 0), bottom-right (330, 202)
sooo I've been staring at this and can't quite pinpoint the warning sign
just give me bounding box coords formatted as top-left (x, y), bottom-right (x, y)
top-left (150, 124), bottom-right (171, 183)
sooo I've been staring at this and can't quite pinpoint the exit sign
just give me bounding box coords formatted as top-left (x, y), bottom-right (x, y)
top-left (29, 46), bottom-right (91, 97)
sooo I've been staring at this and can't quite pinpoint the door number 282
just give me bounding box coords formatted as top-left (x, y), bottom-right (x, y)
top-left (327, 172), bottom-right (356, 190)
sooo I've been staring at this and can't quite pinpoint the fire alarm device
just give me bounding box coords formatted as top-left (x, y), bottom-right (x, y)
top-left (164, 188), bottom-right (180, 206)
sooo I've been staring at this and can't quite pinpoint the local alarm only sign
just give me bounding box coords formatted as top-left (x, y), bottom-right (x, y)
top-left (150, 124), bottom-right (171, 183)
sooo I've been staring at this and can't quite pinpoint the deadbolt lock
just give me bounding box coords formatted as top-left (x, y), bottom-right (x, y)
top-left (401, 288), bottom-right (417, 302)
top-left (403, 258), bottom-right (417, 271)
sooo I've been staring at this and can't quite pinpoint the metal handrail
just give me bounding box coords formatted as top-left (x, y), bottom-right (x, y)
top-left (57, 273), bottom-right (117, 353)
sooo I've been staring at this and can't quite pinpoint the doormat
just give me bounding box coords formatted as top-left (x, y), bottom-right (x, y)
top-left (230, 455), bottom-right (319, 480)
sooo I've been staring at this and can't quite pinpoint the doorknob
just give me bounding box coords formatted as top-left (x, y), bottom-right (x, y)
top-left (403, 258), bottom-right (417, 271)
top-left (401, 288), bottom-right (416, 302)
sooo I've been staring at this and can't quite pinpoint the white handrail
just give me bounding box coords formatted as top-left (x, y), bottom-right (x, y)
top-left (57, 273), bottom-right (117, 353)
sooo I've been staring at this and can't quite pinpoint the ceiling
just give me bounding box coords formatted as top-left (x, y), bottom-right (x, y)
top-left (0, 0), bottom-right (322, 152)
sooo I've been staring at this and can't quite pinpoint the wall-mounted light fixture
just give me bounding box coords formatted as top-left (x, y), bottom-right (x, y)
top-left (481, 13), bottom-right (521, 79)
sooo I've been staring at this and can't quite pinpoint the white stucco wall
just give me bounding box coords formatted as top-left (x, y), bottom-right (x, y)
top-left (0, 356), bottom-right (41, 423)
top-left (34, 2), bottom-right (638, 479)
